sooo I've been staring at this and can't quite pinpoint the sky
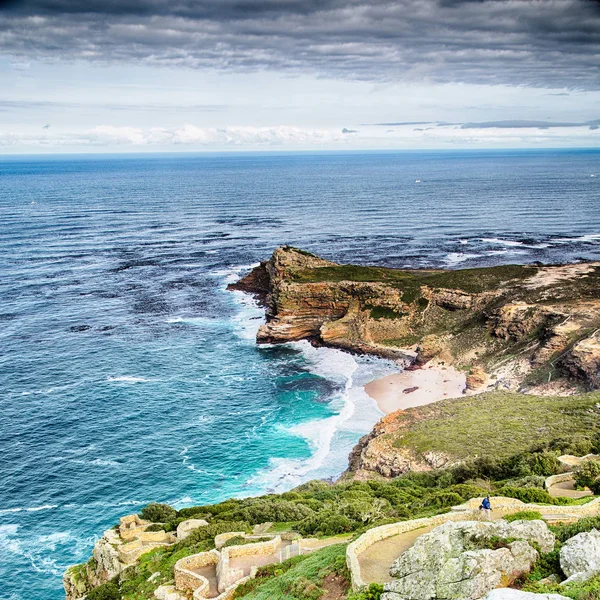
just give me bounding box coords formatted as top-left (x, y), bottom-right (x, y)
top-left (0, 0), bottom-right (599, 153)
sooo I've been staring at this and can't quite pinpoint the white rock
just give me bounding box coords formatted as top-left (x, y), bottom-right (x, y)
top-left (559, 528), bottom-right (600, 580)
top-left (383, 520), bottom-right (555, 600)
top-left (484, 590), bottom-right (571, 600)
top-left (176, 518), bottom-right (209, 540)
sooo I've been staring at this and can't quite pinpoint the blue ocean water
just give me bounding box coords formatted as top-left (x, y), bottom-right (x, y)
top-left (1, 149), bottom-right (599, 600)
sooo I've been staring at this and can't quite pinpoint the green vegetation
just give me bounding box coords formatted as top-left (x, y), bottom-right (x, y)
top-left (138, 503), bottom-right (177, 523)
top-left (230, 544), bottom-right (349, 599)
top-left (574, 459), bottom-right (600, 494)
top-left (524, 574), bottom-right (600, 599)
top-left (504, 510), bottom-right (543, 523)
top-left (366, 305), bottom-right (407, 320)
top-left (551, 516), bottom-right (600, 543)
top-left (87, 583), bottom-right (121, 600)
top-left (290, 263), bottom-right (535, 295)
top-left (390, 390), bottom-right (600, 463)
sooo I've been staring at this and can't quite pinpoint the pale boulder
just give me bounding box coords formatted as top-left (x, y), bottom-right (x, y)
top-left (383, 520), bottom-right (555, 600)
top-left (176, 518), bottom-right (209, 540)
top-left (559, 528), bottom-right (600, 583)
top-left (484, 589), bottom-right (571, 600)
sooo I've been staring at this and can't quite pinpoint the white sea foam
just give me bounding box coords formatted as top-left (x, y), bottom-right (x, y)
top-left (482, 238), bottom-right (550, 249)
top-left (106, 375), bottom-right (150, 383)
top-left (247, 344), bottom-right (398, 493)
top-left (445, 252), bottom-right (481, 265)
top-left (0, 504), bottom-right (58, 514)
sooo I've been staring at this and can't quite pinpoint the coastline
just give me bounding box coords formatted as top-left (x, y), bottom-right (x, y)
top-left (364, 363), bottom-right (467, 415)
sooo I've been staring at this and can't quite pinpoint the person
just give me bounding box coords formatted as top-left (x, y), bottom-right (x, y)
top-left (479, 496), bottom-right (492, 520)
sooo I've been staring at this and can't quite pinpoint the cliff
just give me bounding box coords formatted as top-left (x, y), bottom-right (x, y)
top-left (231, 246), bottom-right (600, 479)
top-left (230, 246), bottom-right (600, 394)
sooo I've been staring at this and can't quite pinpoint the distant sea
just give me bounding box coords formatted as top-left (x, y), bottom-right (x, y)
top-left (1, 149), bottom-right (599, 600)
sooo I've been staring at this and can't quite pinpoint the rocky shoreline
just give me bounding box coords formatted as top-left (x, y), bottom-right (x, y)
top-left (229, 246), bottom-right (600, 478)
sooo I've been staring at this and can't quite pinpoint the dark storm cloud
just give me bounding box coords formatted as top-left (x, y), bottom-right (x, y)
top-left (1, 0), bottom-right (600, 89)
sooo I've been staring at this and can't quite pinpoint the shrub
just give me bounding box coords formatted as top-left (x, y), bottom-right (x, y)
top-left (552, 516), bottom-right (600, 543)
top-left (215, 499), bottom-right (315, 524)
top-left (298, 511), bottom-right (353, 536)
top-left (504, 511), bottom-right (543, 523)
top-left (499, 486), bottom-right (557, 504)
top-left (573, 459), bottom-right (600, 491)
top-left (503, 476), bottom-right (546, 489)
top-left (87, 582), bottom-right (120, 600)
top-left (422, 491), bottom-right (464, 509)
top-left (348, 583), bottom-right (384, 600)
top-left (139, 503), bottom-right (177, 523)
top-left (174, 521), bottom-right (250, 549)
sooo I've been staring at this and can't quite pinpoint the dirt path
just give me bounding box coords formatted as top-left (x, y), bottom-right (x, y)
top-left (358, 525), bottom-right (436, 585)
top-left (548, 478), bottom-right (593, 500)
top-left (191, 565), bottom-right (219, 598)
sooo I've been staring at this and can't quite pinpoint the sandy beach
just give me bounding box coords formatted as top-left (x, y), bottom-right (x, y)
top-left (364, 363), bottom-right (467, 415)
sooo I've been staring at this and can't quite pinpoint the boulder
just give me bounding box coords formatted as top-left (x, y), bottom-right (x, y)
top-left (466, 366), bottom-right (488, 390)
top-left (91, 529), bottom-right (124, 584)
top-left (382, 520), bottom-right (555, 600)
top-left (559, 528), bottom-right (600, 583)
top-left (483, 590), bottom-right (571, 600)
top-left (176, 518), bottom-right (209, 540)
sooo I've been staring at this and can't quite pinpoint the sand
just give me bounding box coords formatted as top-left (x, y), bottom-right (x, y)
top-left (364, 363), bottom-right (467, 415)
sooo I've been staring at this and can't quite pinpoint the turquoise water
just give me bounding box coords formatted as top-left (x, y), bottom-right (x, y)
top-left (1, 149), bottom-right (600, 600)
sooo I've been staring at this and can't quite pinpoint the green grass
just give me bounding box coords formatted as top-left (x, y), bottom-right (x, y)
top-left (290, 263), bottom-right (535, 294)
top-left (504, 510), bottom-right (543, 523)
top-left (391, 390), bottom-right (600, 461)
top-left (230, 544), bottom-right (349, 600)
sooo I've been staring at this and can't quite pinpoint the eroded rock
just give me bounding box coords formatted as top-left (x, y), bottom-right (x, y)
top-left (559, 528), bottom-right (600, 583)
top-left (382, 520), bottom-right (554, 600)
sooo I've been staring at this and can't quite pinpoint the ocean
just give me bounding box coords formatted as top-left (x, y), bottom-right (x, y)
top-left (1, 149), bottom-right (599, 600)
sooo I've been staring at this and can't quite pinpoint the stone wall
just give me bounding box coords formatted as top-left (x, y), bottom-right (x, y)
top-left (544, 473), bottom-right (576, 489)
top-left (174, 549), bottom-right (220, 594)
top-left (346, 511), bottom-right (467, 590)
top-left (347, 496), bottom-right (600, 591)
top-left (119, 514), bottom-right (150, 540)
top-left (217, 536), bottom-right (281, 592)
top-left (215, 531), bottom-right (245, 550)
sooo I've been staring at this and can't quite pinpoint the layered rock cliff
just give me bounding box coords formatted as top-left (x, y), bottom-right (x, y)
top-left (230, 246), bottom-right (600, 393)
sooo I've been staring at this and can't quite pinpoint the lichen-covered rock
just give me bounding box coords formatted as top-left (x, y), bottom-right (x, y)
top-left (483, 589), bottom-right (571, 600)
top-left (91, 529), bottom-right (125, 584)
top-left (176, 518), bottom-right (209, 540)
top-left (559, 528), bottom-right (600, 582)
top-left (382, 520), bottom-right (554, 600)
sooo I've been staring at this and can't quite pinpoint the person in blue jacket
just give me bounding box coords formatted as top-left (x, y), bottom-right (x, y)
top-left (479, 496), bottom-right (492, 520)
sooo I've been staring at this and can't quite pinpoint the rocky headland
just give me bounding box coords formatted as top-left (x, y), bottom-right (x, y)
top-left (230, 246), bottom-right (600, 478)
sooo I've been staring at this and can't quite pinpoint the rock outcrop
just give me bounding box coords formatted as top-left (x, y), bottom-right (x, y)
top-left (234, 247), bottom-right (600, 389)
top-left (559, 527), bottom-right (600, 584)
top-left (483, 590), bottom-right (571, 600)
top-left (382, 520), bottom-right (554, 600)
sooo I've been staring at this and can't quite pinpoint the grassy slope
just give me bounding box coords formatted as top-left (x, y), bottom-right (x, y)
top-left (290, 263), bottom-right (536, 294)
top-left (391, 390), bottom-right (600, 461)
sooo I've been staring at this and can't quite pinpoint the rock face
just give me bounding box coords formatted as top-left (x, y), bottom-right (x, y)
top-left (235, 247), bottom-right (600, 386)
top-left (483, 590), bottom-right (571, 600)
top-left (382, 520), bottom-right (554, 600)
top-left (561, 331), bottom-right (600, 389)
top-left (559, 528), bottom-right (600, 583)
